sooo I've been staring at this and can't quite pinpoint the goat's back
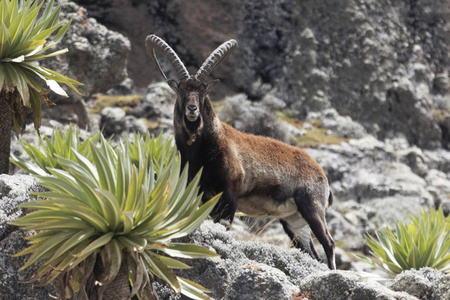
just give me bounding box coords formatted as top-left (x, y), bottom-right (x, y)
top-left (219, 123), bottom-right (328, 195)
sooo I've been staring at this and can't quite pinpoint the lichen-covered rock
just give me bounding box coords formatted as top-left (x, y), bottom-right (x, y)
top-left (40, 0), bottom-right (131, 128)
top-left (299, 271), bottom-right (416, 300)
top-left (132, 82), bottom-right (176, 134)
top-left (0, 231), bottom-right (53, 300)
top-left (100, 107), bottom-right (147, 139)
top-left (307, 109), bottom-right (368, 139)
top-left (390, 268), bottom-right (450, 300)
top-left (0, 175), bottom-right (51, 299)
top-left (50, 0), bottom-right (130, 97)
top-left (0, 175), bottom-right (43, 240)
top-left (224, 263), bottom-right (298, 300)
top-left (217, 94), bottom-right (286, 140)
top-left (217, 94), bottom-right (305, 144)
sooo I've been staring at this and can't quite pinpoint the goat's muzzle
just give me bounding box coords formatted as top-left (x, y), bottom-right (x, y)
top-left (185, 104), bottom-right (200, 122)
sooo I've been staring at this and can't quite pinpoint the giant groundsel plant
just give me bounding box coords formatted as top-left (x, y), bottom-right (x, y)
top-left (0, 0), bottom-right (82, 174)
top-left (11, 129), bottom-right (221, 299)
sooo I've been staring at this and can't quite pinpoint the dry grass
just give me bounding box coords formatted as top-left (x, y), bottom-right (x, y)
top-left (91, 94), bottom-right (142, 114)
top-left (276, 111), bottom-right (348, 148)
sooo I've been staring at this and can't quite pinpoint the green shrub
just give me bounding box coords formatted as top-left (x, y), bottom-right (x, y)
top-left (0, 0), bottom-right (82, 133)
top-left (11, 125), bottom-right (101, 175)
top-left (359, 207), bottom-right (450, 277)
top-left (11, 130), bottom-right (220, 299)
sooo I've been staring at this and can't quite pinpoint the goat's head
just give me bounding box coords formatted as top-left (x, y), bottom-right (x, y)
top-left (145, 35), bottom-right (237, 144)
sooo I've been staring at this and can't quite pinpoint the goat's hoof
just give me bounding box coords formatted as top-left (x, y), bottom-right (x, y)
top-left (219, 219), bottom-right (231, 230)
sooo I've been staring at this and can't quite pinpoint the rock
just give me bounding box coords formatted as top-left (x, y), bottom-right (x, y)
top-left (0, 175), bottom-right (52, 299)
top-left (40, 0), bottom-right (131, 128)
top-left (423, 149), bottom-right (450, 174)
top-left (217, 94), bottom-right (301, 143)
top-left (176, 257), bottom-right (230, 300)
top-left (326, 202), bottom-right (376, 251)
top-left (100, 107), bottom-right (147, 139)
top-left (424, 169), bottom-right (450, 207)
top-left (0, 175), bottom-right (43, 240)
top-left (73, 0), bottom-right (449, 148)
top-left (308, 108), bottom-right (368, 139)
top-left (442, 201), bottom-right (450, 217)
top-left (224, 263), bottom-right (298, 300)
top-left (0, 231), bottom-right (53, 300)
top-left (50, 0), bottom-right (130, 97)
top-left (334, 247), bottom-right (354, 271)
top-left (390, 268), bottom-right (450, 300)
top-left (177, 221), bottom-right (328, 286)
top-left (132, 82), bottom-right (176, 134)
top-left (306, 137), bottom-right (437, 251)
top-left (299, 270), bottom-right (416, 300)
top-left (398, 147), bottom-right (429, 177)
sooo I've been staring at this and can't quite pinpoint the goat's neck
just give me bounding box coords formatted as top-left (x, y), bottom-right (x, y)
top-left (174, 95), bottom-right (222, 175)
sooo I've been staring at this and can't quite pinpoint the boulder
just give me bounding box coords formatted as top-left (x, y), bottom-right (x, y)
top-left (299, 271), bottom-right (416, 300)
top-left (217, 94), bottom-right (305, 144)
top-left (0, 175), bottom-right (51, 299)
top-left (100, 107), bottom-right (147, 139)
top-left (0, 175), bottom-right (43, 240)
top-left (224, 263), bottom-right (298, 300)
top-left (390, 268), bottom-right (450, 300)
top-left (41, 0), bottom-right (131, 128)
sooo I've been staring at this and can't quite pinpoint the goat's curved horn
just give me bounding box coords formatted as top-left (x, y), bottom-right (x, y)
top-left (196, 39), bottom-right (238, 82)
top-left (145, 35), bottom-right (190, 81)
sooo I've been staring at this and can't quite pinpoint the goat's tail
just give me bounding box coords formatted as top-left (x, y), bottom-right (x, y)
top-left (328, 190), bottom-right (334, 207)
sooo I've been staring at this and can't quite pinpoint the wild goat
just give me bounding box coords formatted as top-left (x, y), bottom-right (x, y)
top-left (145, 35), bottom-right (336, 270)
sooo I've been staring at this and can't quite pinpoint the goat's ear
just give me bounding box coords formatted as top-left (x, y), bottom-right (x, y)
top-left (206, 79), bottom-right (219, 93)
top-left (167, 79), bottom-right (178, 92)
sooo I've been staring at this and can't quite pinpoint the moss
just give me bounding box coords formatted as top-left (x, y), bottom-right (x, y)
top-left (295, 128), bottom-right (348, 148)
top-left (91, 94), bottom-right (142, 114)
top-left (276, 111), bottom-right (347, 148)
top-left (140, 118), bottom-right (160, 131)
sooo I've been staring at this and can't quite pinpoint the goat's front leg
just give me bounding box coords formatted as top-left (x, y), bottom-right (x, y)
top-left (209, 188), bottom-right (237, 229)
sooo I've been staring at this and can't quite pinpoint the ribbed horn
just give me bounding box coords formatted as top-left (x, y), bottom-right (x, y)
top-left (145, 35), bottom-right (190, 81)
top-left (196, 39), bottom-right (238, 82)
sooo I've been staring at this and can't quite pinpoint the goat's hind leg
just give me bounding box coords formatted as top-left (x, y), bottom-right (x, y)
top-left (280, 214), bottom-right (320, 261)
top-left (294, 189), bottom-right (336, 270)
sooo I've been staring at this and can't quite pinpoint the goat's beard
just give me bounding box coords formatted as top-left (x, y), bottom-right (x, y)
top-left (183, 116), bottom-right (203, 145)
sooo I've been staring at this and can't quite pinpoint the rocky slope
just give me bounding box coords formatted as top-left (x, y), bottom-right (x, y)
top-left (73, 0), bottom-right (450, 150)
top-left (1, 174), bottom-right (449, 300)
top-left (3, 0), bottom-right (450, 299)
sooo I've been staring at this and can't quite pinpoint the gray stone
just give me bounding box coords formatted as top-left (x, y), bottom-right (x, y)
top-left (425, 169), bottom-right (450, 207)
top-left (74, 0), bottom-right (449, 148)
top-left (390, 268), bottom-right (450, 300)
top-left (299, 271), bottom-right (416, 300)
top-left (423, 149), bottom-right (450, 174)
top-left (49, 0), bottom-right (130, 97)
top-left (100, 107), bottom-right (126, 137)
top-left (0, 175), bottom-right (43, 240)
top-left (176, 257), bottom-right (230, 300)
top-left (0, 175), bottom-right (52, 299)
top-left (132, 82), bottom-right (176, 134)
top-left (100, 107), bottom-right (147, 139)
top-left (313, 109), bottom-right (368, 139)
top-left (177, 221), bottom-right (328, 286)
top-left (224, 263), bottom-right (298, 300)
top-left (0, 230), bottom-right (54, 300)
top-left (40, 0), bottom-right (131, 128)
top-left (217, 94), bottom-right (288, 142)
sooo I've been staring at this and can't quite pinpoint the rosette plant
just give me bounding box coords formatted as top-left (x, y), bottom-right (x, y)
top-left (11, 124), bottom-right (101, 175)
top-left (0, 0), bottom-right (82, 174)
top-left (12, 131), bottom-right (221, 299)
top-left (359, 207), bottom-right (450, 277)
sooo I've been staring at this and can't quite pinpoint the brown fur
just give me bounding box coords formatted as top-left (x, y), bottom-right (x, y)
top-left (173, 77), bottom-right (336, 270)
